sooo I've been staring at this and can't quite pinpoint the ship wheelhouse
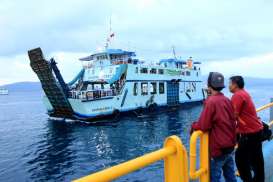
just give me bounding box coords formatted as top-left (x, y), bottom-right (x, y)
top-left (68, 49), bottom-right (138, 101)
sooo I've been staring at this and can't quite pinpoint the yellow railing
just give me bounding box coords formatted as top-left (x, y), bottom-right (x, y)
top-left (74, 102), bottom-right (273, 182)
top-left (189, 131), bottom-right (209, 182)
top-left (256, 102), bottom-right (273, 113)
top-left (255, 102), bottom-right (273, 128)
top-left (256, 102), bottom-right (273, 128)
top-left (269, 120), bottom-right (273, 127)
top-left (73, 136), bottom-right (189, 182)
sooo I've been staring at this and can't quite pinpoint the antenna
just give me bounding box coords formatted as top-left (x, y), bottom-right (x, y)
top-left (105, 18), bottom-right (111, 49)
top-left (172, 46), bottom-right (177, 59)
top-left (109, 17), bottom-right (112, 35)
top-left (105, 17), bottom-right (115, 49)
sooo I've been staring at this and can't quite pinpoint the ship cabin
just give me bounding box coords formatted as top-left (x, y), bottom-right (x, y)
top-left (70, 49), bottom-right (138, 101)
top-left (159, 57), bottom-right (201, 71)
top-left (79, 49), bottom-right (138, 68)
top-left (69, 49), bottom-right (201, 102)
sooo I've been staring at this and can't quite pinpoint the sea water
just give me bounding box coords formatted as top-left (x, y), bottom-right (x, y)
top-left (0, 85), bottom-right (272, 182)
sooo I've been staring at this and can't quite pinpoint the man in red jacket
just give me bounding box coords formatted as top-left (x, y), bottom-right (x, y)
top-left (191, 72), bottom-right (237, 182)
top-left (229, 76), bottom-right (264, 182)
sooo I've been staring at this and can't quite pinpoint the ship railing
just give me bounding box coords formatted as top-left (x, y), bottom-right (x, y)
top-left (73, 102), bottom-right (273, 182)
top-left (69, 89), bottom-right (117, 101)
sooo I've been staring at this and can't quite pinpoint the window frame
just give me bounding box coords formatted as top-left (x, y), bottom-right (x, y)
top-left (141, 82), bottom-right (148, 95)
top-left (158, 69), bottom-right (164, 74)
top-left (150, 68), bottom-right (157, 74)
top-left (133, 82), bottom-right (138, 96)
top-left (159, 82), bottom-right (165, 94)
top-left (140, 68), bottom-right (148, 74)
top-left (150, 82), bottom-right (157, 94)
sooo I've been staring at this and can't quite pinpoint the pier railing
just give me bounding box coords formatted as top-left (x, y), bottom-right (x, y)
top-left (73, 102), bottom-right (273, 182)
top-left (189, 131), bottom-right (209, 181)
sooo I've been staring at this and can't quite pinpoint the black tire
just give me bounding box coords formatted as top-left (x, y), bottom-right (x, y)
top-left (113, 109), bottom-right (120, 120)
top-left (148, 103), bottom-right (157, 112)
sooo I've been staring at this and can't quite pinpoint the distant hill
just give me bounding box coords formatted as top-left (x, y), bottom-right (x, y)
top-left (2, 82), bottom-right (42, 92)
top-left (202, 76), bottom-right (273, 88)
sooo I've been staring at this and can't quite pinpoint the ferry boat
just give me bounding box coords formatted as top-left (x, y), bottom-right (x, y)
top-left (28, 47), bottom-right (206, 121)
top-left (0, 88), bottom-right (9, 95)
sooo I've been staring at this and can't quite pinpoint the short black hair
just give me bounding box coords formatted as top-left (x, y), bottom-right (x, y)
top-left (230, 76), bottom-right (244, 89)
top-left (212, 87), bottom-right (224, 92)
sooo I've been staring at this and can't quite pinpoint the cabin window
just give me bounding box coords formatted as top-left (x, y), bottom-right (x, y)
top-left (196, 72), bottom-right (199, 77)
top-left (140, 68), bottom-right (148, 74)
top-left (159, 82), bottom-right (165, 94)
top-left (128, 58), bottom-right (132, 64)
top-left (135, 67), bottom-right (139, 73)
top-left (133, 82), bottom-right (138, 96)
top-left (150, 68), bottom-right (157, 74)
top-left (150, 82), bottom-right (157, 94)
top-left (158, 69), bottom-right (164, 74)
top-left (186, 71), bottom-right (191, 76)
top-left (141, 82), bottom-right (148, 95)
top-left (181, 71), bottom-right (185, 76)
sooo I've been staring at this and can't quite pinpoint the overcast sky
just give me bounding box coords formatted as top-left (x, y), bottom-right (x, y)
top-left (1, 0), bottom-right (273, 85)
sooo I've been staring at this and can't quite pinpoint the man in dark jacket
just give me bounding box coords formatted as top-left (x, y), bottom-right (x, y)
top-left (191, 72), bottom-right (237, 182)
top-left (229, 76), bottom-right (264, 182)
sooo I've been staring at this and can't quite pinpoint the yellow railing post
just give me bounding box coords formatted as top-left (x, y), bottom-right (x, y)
top-left (164, 136), bottom-right (188, 182)
top-left (189, 131), bottom-right (209, 182)
top-left (200, 132), bottom-right (209, 182)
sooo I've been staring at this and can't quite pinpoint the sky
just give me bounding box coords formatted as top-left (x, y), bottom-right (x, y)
top-left (1, 0), bottom-right (273, 85)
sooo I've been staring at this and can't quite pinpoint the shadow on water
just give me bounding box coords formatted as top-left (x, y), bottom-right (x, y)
top-left (25, 120), bottom-right (77, 181)
top-left (15, 103), bottom-right (202, 182)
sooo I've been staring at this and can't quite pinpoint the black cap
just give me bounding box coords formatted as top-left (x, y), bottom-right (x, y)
top-left (207, 72), bottom-right (225, 90)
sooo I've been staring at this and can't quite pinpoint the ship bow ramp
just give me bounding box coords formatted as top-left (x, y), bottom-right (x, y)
top-left (28, 47), bottom-right (74, 118)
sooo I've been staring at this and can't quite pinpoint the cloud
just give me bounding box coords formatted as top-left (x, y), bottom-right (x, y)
top-left (1, 0), bottom-right (273, 58)
top-left (203, 52), bottom-right (273, 78)
top-left (1, 0), bottom-right (273, 84)
top-left (0, 51), bottom-right (85, 85)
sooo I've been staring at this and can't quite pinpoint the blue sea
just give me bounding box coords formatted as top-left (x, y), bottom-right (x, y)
top-left (0, 85), bottom-right (273, 182)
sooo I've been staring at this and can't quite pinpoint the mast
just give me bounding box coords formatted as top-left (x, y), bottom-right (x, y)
top-left (105, 18), bottom-right (114, 49)
top-left (172, 46), bottom-right (177, 60)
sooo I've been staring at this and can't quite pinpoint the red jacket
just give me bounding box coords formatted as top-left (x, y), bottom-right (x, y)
top-left (192, 93), bottom-right (237, 157)
top-left (231, 89), bottom-right (263, 134)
